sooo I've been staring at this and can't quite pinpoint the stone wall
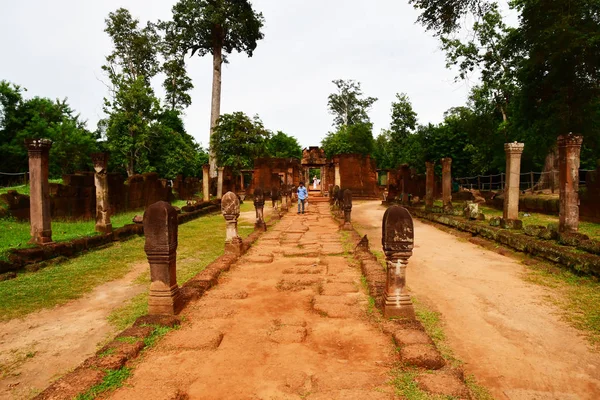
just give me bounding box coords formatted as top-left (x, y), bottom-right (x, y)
top-left (251, 158), bottom-right (301, 194)
top-left (0, 172), bottom-right (180, 221)
top-left (335, 154), bottom-right (379, 198)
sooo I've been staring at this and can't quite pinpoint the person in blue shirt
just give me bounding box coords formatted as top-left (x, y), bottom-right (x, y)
top-left (297, 181), bottom-right (308, 214)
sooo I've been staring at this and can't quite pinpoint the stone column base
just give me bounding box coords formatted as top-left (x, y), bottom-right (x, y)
top-left (95, 223), bottom-right (113, 233)
top-left (383, 295), bottom-right (415, 319)
top-left (443, 205), bottom-right (453, 214)
top-left (255, 222), bottom-right (267, 232)
top-left (341, 222), bottom-right (353, 231)
top-left (149, 286), bottom-right (182, 315)
top-left (500, 218), bottom-right (523, 230)
top-left (29, 231), bottom-right (53, 245)
top-left (225, 238), bottom-right (243, 256)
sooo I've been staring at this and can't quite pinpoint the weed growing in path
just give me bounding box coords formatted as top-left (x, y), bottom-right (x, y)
top-left (75, 367), bottom-right (131, 400)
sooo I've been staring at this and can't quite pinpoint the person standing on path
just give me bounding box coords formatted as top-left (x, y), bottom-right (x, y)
top-left (297, 182), bottom-right (308, 214)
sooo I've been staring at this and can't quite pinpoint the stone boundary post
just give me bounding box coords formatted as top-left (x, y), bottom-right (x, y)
top-left (217, 167), bottom-right (224, 200)
top-left (425, 161), bottom-right (435, 210)
top-left (503, 142), bottom-right (525, 227)
top-left (222, 191), bottom-right (243, 255)
top-left (91, 152), bottom-right (112, 233)
top-left (25, 139), bottom-right (53, 245)
top-left (342, 189), bottom-right (353, 230)
top-left (202, 165), bottom-right (210, 202)
top-left (253, 188), bottom-right (267, 231)
top-left (382, 205), bottom-right (415, 319)
top-left (558, 133), bottom-right (584, 233)
top-left (441, 158), bottom-right (453, 213)
top-left (144, 201), bottom-right (182, 315)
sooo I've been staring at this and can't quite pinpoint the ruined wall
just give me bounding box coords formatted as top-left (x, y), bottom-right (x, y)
top-left (251, 158), bottom-right (301, 194)
top-left (173, 175), bottom-right (201, 200)
top-left (336, 154), bottom-right (379, 198)
top-left (0, 172), bottom-right (176, 221)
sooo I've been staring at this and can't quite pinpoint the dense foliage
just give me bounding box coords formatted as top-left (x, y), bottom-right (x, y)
top-left (211, 112), bottom-right (302, 176)
top-left (165, 0), bottom-right (265, 175)
top-left (0, 81), bottom-right (98, 177)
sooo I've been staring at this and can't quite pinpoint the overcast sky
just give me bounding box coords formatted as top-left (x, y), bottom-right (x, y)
top-left (1, 0), bottom-right (484, 149)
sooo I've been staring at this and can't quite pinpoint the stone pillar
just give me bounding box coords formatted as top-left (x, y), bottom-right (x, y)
top-left (558, 134), bottom-right (584, 233)
top-left (222, 192), bottom-right (243, 255)
top-left (503, 142), bottom-right (525, 225)
top-left (217, 167), bottom-right (225, 200)
top-left (25, 139), bottom-right (53, 245)
top-left (91, 153), bottom-right (112, 233)
top-left (334, 163), bottom-right (341, 187)
top-left (202, 165), bottom-right (210, 202)
top-left (425, 161), bottom-right (435, 210)
top-left (240, 173), bottom-right (245, 192)
top-left (382, 205), bottom-right (415, 319)
top-left (144, 201), bottom-right (182, 315)
top-left (342, 189), bottom-right (353, 230)
top-left (253, 188), bottom-right (267, 231)
top-left (441, 158), bottom-right (453, 213)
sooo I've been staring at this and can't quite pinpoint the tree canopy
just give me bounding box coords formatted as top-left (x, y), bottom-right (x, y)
top-left (327, 79), bottom-right (378, 128)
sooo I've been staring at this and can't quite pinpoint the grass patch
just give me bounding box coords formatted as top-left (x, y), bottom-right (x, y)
top-left (0, 203), bottom-right (250, 323)
top-left (389, 367), bottom-right (457, 400)
top-left (465, 374), bottom-right (494, 400)
top-left (521, 261), bottom-right (600, 346)
top-left (143, 325), bottom-right (177, 348)
top-left (75, 367), bottom-right (131, 400)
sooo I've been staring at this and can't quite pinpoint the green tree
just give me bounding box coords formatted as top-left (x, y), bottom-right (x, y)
top-left (266, 131), bottom-right (302, 159)
top-left (511, 0), bottom-right (600, 155)
top-left (440, 3), bottom-right (521, 131)
top-left (0, 81), bottom-right (97, 177)
top-left (210, 112), bottom-right (270, 176)
top-left (390, 93), bottom-right (417, 140)
top-left (321, 123), bottom-right (374, 159)
top-left (166, 0), bottom-right (265, 177)
top-left (102, 8), bottom-right (162, 176)
top-left (409, 0), bottom-right (492, 36)
top-left (327, 79), bottom-right (378, 128)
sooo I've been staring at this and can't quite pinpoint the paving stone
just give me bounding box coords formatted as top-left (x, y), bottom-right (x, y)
top-left (416, 371), bottom-right (469, 398)
top-left (400, 344), bottom-right (445, 370)
top-left (161, 327), bottom-right (224, 350)
top-left (322, 282), bottom-right (358, 295)
top-left (244, 255), bottom-right (274, 263)
top-left (268, 326), bottom-right (308, 343)
top-left (392, 329), bottom-right (433, 346)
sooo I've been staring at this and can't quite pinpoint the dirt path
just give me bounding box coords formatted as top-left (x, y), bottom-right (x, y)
top-left (352, 201), bottom-right (600, 400)
top-left (0, 263), bottom-right (147, 399)
top-left (109, 203), bottom-right (397, 400)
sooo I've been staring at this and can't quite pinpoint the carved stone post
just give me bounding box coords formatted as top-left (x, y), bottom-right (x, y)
top-left (281, 186), bottom-right (289, 212)
top-left (425, 161), bottom-right (435, 210)
top-left (222, 191), bottom-right (243, 255)
top-left (558, 134), bottom-right (584, 233)
top-left (503, 142), bottom-right (525, 228)
top-left (253, 188), bottom-right (267, 231)
top-left (25, 139), bottom-right (53, 244)
top-left (342, 189), bottom-right (353, 230)
top-left (335, 163), bottom-right (341, 188)
top-left (91, 153), bottom-right (112, 233)
top-left (202, 165), bottom-right (210, 202)
top-left (217, 167), bottom-right (224, 200)
top-left (270, 187), bottom-right (281, 219)
top-left (441, 158), bottom-right (453, 213)
top-left (144, 201), bottom-right (182, 315)
top-left (382, 205), bottom-right (415, 319)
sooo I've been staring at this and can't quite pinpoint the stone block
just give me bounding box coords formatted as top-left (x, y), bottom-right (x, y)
top-left (500, 218), bottom-right (523, 230)
top-left (399, 344), bottom-right (445, 370)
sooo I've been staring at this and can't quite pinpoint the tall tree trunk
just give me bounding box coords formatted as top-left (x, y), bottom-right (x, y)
top-left (209, 43), bottom-right (223, 178)
top-left (536, 146), bottom-right (559, 192)
top-left (127, 151), bottom-right (134, 177)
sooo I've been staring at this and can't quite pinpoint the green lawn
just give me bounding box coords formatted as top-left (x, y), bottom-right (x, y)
top-left (0, 202), bottom-right (257, 322)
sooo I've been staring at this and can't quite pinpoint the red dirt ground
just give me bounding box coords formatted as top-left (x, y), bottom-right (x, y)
top-left (352, 200), bottom-right (600, 400)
